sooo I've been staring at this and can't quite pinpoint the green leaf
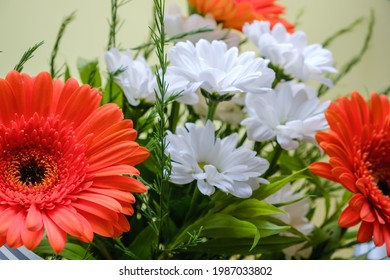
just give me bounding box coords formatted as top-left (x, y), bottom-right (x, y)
top-left (102, 78), bottom-right (123, 105)
top-left (253, 169), bottom-right (308, 200)
top-left (64, 63), bottom-right (72, 80)
top-left (77, 57), bottom-right (102, 88)
top-left (221, 199), bottom-right (286, 219)
top-left (250, 218), bottom-right (291, 238)
top-left (201, 213), bottom-right (258, 239)
top-left (128, 225), bottom-right (158, 260)
top-left (34, 239), bottom-right (94, 260)
top-left (186, 236), bottom-right (303, 256)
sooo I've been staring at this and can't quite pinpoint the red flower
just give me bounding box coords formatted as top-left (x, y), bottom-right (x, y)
top-left (310, 92), bottom-right (390, 256)
top-left (188, 0), bottom-right (294, 31)
top-left (0, 71), bottom-right (149, 253)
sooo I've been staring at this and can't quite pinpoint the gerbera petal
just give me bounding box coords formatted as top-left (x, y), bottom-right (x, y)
top-left (339, 206), bottom-right (361, 227)
top-left (72, 200), bottom-right (119, 222)
top-left (58, 85), bottom-right (102, 127)
top-left (87, 187), bottom-right (135, 203)
top-left (21, 226), bottom-right (44, 250)
top-left (360, 202), bottom-right (376, 223)
top-left (46, 206), bottom-right (84, 238)
top-left (0, 207), bottom-right (22, 234)
top-left (6, 210), bottom-right (25, 248)
top-left (309, 162), bottom-right (337, 182)
top-left (384, 227), bottom-right (390, 256)
top-left (115, 213), bottom-right (131, 233)
top-left (26, 204), bottom-right (43, 232)
top-left (92, 176), bottom-right (147, 193)
top-left (76, 192), bottom-right (122, 212)
top-left (31, 72), bottom-right (53, 116)
top-left (42, 213), bottom-right (67, 254)
top-left (349, 193), bottom-right (366, 210)
top-left (373, 221), bottom-right (384, 246)
top-left (76, 103), bottom-right (123, 139)
top-left (0, 78), bottom-right (17, 123)
top-left (357, 221), bottom-right (374, 243)
top-left (77, 210), bottom-right (115, 237)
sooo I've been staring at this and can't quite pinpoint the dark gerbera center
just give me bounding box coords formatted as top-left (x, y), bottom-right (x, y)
top-left (4, 148), bottom-right (59, 189)
top-left (377, 177), bottom-right (390, 197)
top-left (19, 159), bottom-right (45, 185)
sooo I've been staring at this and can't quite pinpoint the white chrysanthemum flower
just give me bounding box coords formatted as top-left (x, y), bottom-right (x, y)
top-left (165, 39), bottom-right (275, 104)
top-left (165, 121), bottom-right (269, 198)
top-left (242, 81), bottom-right (330, 150)
top-left (105, 48), bottom-right (155, 106)
top-left (243, 21), bottom-right (337, 87)
top-left (265, 184), bottom-right (314, 259)
top-left (164, 3), bottom-right (241, 48)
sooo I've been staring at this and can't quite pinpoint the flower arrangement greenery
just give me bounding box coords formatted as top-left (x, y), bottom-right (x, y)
top-left (0, 0), bottom-right (388, 260)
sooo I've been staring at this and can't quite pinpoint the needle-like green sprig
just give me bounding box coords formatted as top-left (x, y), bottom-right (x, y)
top-left (14, 41), bottom-right (44, 72)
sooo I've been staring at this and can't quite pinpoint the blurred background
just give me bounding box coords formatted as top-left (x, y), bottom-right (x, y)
top-left (1, 0), bottom-right (389, 99)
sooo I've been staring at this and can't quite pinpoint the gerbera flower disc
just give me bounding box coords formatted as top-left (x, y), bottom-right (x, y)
top-left (188, 0), bottom-right (294, 31)
top-left (0, 71), bottom-right (149, 253)
top-left (309, 92), bottom-right (390, 255)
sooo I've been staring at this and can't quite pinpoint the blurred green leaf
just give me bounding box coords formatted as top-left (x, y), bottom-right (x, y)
top-left (77, 57), bottom-right (102, 88)
top-left (64, 63), bottom-right (72, 80)
top-left (254, 169), bottom-right (308, 200)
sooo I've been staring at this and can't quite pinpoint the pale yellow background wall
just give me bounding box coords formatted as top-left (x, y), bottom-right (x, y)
top-left (1, 0), bottom-right (389, 100)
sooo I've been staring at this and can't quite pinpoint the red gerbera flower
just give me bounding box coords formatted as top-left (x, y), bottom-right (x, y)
top-left (309, 92), bottom-right (390, 256)
top-left (0, 71), bottom-right (149, 253)
top-left (188, 0), bottom-right (294, 31)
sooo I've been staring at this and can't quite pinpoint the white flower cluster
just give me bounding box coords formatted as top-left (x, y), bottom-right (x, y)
top-left (243, 21), bottom-right (337, 87)
top-left (104, 15), bottom-right (336, 198)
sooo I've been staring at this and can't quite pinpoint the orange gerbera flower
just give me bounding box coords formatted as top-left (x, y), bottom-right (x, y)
top-left (0, 71), bottom-right (149, 253)
top-left (188, 0), bottom-right (294, 31)
top-left (310, 92), bottom-right (390, 256)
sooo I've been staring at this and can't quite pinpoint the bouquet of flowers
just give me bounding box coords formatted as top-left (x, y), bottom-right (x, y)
top-left (0, 0), bottom-right (388, 260)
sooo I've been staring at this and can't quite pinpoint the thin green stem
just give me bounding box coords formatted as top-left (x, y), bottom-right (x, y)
top-left (263, 143), bottom-right (283, 178)
top-left (184, 186), bottom-right (202, 224)
top-left (318, 10), bottom-right (375, 97)
top-left (150, 0), bottom-right (174, 258)
top-left (14, 41), bottom-right (44, 72)
top-left (50, 11), bottom-right (76, 78)
top-left (206, 99), bottom-right (219, 121)
top-left (168, 101), bottom-right (180, 132)
top-left (107, 0), bottom-right (130, 50)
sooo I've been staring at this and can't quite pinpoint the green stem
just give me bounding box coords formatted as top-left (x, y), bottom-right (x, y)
top-left (263, 143), bottom-right (283, 178)
top-left (184, 186), bottom-right (202, 224)
top-left (168, 101), bottom-right (180, 132)
top-left (237, 132), bottom-right (247, 147)
top-left (206, 99), bottom-right (219, 121)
